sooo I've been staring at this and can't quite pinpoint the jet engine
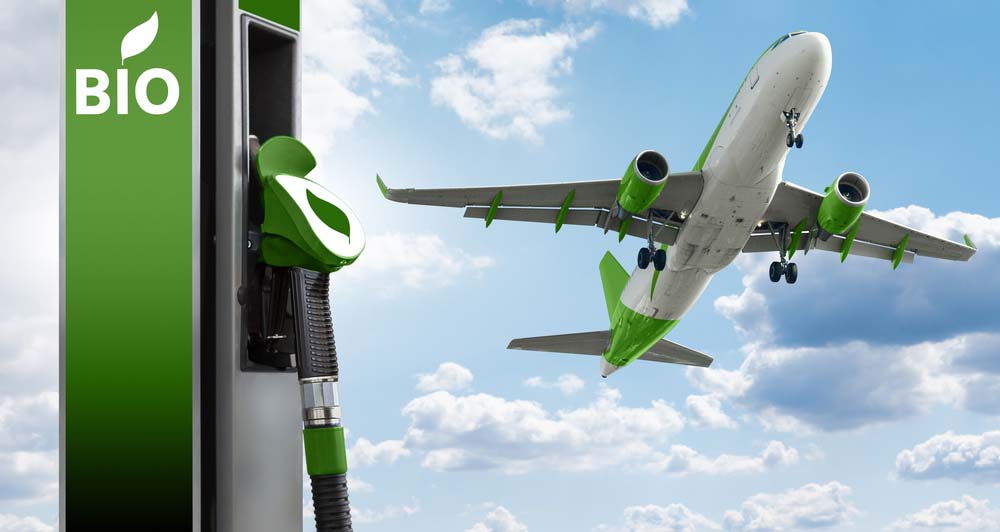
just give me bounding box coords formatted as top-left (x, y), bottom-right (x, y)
top-left (616, 150), bottom-right (669, 215)
top-left (817, 171), bottom-right (869, 236)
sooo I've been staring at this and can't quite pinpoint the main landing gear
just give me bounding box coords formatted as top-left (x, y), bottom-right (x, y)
top-left (637, 212), bottom-right (666, 271)
top-left (782, 108), bottom-right (804, 149)
top-left (765, 222), bottom-right (798, 284)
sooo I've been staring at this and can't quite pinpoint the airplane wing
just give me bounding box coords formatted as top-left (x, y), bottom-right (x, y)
top-left (376, 173), bottom-right (704, 245)
top-left (749, 181), bottom-right (976, 265)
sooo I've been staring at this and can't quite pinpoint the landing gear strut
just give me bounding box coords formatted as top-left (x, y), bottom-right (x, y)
top-left (782, 108), bottom-right (804, 149)
top-left (637, 211), bottom-right (666, 271)
top-left (765, 221), bottom-right (798, 284)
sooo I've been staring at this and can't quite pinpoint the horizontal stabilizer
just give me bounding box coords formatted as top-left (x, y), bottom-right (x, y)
top-left (508, 331), bottom-right (713, 368)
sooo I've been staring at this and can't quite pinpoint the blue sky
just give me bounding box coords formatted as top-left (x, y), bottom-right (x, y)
top-left (1, 1), bottom-right (999, 531)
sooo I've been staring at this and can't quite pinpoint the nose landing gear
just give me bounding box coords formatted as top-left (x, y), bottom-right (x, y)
top-left (782, 109), bottom-right (804, 149)
top-left (765, 221), bottom-right (798, 284)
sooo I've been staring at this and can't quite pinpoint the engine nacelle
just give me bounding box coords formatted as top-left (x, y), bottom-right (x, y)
top-left (818, 171), bottom-right (870, 235)
top-left (617, 150), bottom-right (669, 215)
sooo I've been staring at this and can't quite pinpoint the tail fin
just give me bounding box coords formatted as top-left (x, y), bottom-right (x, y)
top-left (599, 251), bottom-right (629, 319)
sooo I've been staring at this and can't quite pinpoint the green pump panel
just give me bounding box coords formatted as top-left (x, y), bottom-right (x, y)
top-left (62, 1), bottom-right (323, 531)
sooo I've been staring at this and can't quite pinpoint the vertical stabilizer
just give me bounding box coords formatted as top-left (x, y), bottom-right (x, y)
top-left (598, 251), bottom-right (629, 320)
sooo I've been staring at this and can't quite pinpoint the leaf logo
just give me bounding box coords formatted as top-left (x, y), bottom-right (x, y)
top-left (120, 11), bottom-right (158, 65)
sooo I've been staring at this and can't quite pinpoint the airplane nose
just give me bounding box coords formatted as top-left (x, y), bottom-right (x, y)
top-left (795, 32), bottom-right (832, 76)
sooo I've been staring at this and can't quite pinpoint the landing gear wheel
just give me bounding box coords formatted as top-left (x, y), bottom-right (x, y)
top-left (638, 247), bottom-right (651, 269)
top-left (786, 132), bottom-right (794, 148)
top-left (794, 134), bottom-right (804, 149)
top-left (785, 262), bottom-right (798, 284)
top-left (769, 261), bottom-right (783, 283)
top-left (653, 249), bottom-right (667, 271)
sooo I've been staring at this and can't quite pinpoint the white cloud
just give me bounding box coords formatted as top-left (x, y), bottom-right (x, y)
top-left (650, 440), bottom-right (799, 476)
top-left (696, 209), bottom-right (1000, 432)
top-left (540, 0), bottom-right (691, 29)
top-left (685, 394), bottom-right (737, 429)
top-left (339, 232), bottom-right (494, 297)
top-left (346, 437), bottom-right (410, 467)
top-left (0, 451), bottom-right (57, 504)
top-left (523, 373), bottom-right (585, 395)
top-left (0, 393), bottom-right (57, 452)
top-left (402, 385), bottom-right (684, 473)
top-left (597, 503), bottom-right (720, 532)
top-left (419, 0), bottom-right (451, 15)
top-left (885, 496), bottom-right (1000, 532)
top-left (417, 362), bottom-right (474, 392)
top-left (302, 0), bottom-right (411, 148)
top-left (351, 500), bottom-right (420, 524)
top-left (431, 19), bottom-right (598, 142)
top-left (0, 513), bottom-right (54, 532)
top-left (722, 482), bottom-right (860, 532)
top-left (465, 506), bottom-right (529, 532)
top-left (895, 431), bottom-right (1000, 484)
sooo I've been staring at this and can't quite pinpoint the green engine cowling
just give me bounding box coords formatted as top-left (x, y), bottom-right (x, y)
top-left (817, 171), bottom-right (870, 235)
top-left (616, 150), bottom-right (669, 214)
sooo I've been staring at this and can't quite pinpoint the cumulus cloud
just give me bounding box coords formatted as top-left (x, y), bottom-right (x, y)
top-left (699, 209), bottom-right (1000, 432)
top-left (401, 384), bottom-right (684, 473)
top-left (302, 0), bottom-right (411, 148)
top-left (597, 503), bottom-right (720, 532)
top-left (531, 0), bottom-right (691, 28)
top-left (718, 208), bottom-right (1000, 348)
top-left (722, 482), bottom-right (860, 532)
top-left (523, 373), bottom-right (585, 395)
top-left (895, 431), bottom-right (1000, 484)
top-left (685, 394), bottom-right (737, 429)
top-left (416, 362), bottom-right (475, 392)
top-left (431, 19), bottom-right (597, 142)
top-left (0, 513), bottom-right (54, 532)
top-left (347, 437), bottom-right (410, 468)
top-left (650, 440), bottom-right (798, 476)
top-left (465, 506), bottom-right (528, 532)
top-left (339, 232), bottom-right (494, 297)
top-left (0, 451), bottom-right (57, 504)
top-left (885, 496), bottom-right (1000, 532)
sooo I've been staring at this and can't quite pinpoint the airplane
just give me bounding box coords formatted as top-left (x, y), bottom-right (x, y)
top-left (376, 31), bottom-right (977, 378)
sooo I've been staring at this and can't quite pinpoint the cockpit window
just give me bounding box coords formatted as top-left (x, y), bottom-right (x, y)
top-left (770, 31), bottom-right (807, 50)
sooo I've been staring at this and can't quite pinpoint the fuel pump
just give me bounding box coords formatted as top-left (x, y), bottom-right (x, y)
top-left (248, 135), bottom-right (364, 531)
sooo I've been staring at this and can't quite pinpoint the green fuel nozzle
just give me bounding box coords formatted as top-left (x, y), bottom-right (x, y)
top-left (253, 136), bottom-right (366, 532)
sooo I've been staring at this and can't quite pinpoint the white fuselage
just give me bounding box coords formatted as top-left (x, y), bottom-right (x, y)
top-left (620, 32), bottom-right (833, 321)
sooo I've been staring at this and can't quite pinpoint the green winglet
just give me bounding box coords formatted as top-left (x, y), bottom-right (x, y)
top-left (892, 234), bottom-right (910, 270)
top-left (376, 174), bottom-right (389, 199)
top-left (617, 217), bottom-right (632, 242)
top-left (555, 189), bottom-right (575, 233)
top-left (964, 234), bottom-right (977, 250)
top-left (787, 218), bottom-right (808, 259)
top-left (485, 191), bottom-right (503, 228)
top-left (840, 221), bottom-right (860, 263)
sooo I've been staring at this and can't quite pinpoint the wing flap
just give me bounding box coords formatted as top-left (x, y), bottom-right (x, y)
top-left (464, 207), bottom-right (680, 245)
top-left (743, 232), bottom-right (914, 263)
